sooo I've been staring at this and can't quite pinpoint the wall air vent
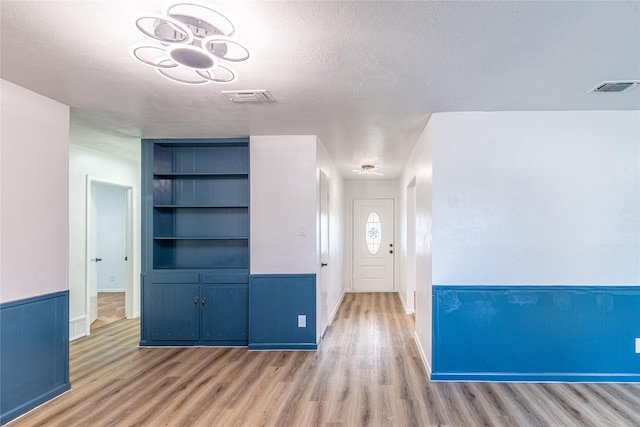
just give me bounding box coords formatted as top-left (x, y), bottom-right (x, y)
top-left (221, 90), bottom-right (275, 103)
top-left (589, 81), bottom-right (639, 93)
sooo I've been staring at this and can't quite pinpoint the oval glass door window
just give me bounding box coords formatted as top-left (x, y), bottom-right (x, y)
top-left (366, 212), bottom-right (382, 255)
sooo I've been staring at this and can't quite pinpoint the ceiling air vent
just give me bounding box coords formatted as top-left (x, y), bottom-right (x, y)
top-left (589, 81), bottom-right (639, 93)
top-left (221, 90), bottom-right (275, 103)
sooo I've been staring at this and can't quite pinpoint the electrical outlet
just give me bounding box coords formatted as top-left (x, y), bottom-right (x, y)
top-left (298, 315), bottom-right (306, 328)
top-left (298, 224), bottom-right (307, 236)
top-left (635, 338), bottom-right (640, 354)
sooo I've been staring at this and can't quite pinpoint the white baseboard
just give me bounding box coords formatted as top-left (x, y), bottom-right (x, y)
top-left (345, 289), bottom-right (396, 293)
top-left (97, 289), bottom-right (126, 293)
top-left (69, 316), bottom-right (88, 341)
top-left (398, 291), bottom-right (415, 314)
top-left (328, 291), bottom-right (345, 325)
top-left (414, 330), bottom-right (432, 380)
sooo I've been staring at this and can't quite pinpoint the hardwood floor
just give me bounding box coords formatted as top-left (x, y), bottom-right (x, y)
top-left (90, 292), bottom-right (126, 331)
top-left (9, 293), bottom-right (640, 426)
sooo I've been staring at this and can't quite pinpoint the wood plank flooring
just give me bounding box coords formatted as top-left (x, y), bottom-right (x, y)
top-left (9, 292), bottom-right (640, 426)
top-left (91, 292), bottom-right (126, 331)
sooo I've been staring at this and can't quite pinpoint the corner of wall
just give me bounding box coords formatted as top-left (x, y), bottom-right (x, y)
top-left (414, 329), bottom-right (432, 379)
top-left (398, 115), bottom-right (434, 378)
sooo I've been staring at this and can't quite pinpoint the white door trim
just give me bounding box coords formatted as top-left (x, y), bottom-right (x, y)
top-left (405, 177), bottom-right (417, 313)
top-left (319, 170), bottom-right (330, 338)
top-left (85, 175), bottom-right (134, 335)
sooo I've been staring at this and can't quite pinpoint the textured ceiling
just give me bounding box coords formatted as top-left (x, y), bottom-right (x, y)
top-left (2, 1), bottom-right (639, 178)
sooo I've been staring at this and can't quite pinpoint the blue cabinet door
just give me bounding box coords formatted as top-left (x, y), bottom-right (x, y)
top-left (201, 285), bottom-right (248, 343)
top-left (149, 284), bottom-right (199, 341)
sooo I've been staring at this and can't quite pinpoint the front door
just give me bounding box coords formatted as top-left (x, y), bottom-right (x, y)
top-left (353, 198), bottom-right (395, 291)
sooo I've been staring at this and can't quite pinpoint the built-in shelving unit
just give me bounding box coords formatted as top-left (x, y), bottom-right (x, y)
top-left (141, 138), bottom-right (249, 346)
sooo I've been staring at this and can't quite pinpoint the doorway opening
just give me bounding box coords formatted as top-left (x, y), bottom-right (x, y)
top-left (85, 177), bottom-right (134, 334)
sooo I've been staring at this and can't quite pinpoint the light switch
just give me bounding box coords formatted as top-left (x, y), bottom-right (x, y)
top-left (636, 338), bottom-right (640, 354)
top-left (298, 224), bottom-right (307, 236)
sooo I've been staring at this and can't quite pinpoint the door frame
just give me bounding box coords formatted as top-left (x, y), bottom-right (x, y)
top-left (351, 197), bottom-right (396, 292)
top-left (405, 177), bottom-right (417, 313)
top-left (85, 175), bottom-right (134, 334)
top-left (319, 170), bottom-right (330, 338)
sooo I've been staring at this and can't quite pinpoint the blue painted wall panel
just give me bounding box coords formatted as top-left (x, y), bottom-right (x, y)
top-left (249, 274), bottom-right (316, 350)
top-left (1, 292), bottom-right (70, 424)
top-left (432, 286), bottom-right (640, 382)
top-left (506, 291), bottom-right (536, 372)
top-left (1, 306), bottom-right (24, 408)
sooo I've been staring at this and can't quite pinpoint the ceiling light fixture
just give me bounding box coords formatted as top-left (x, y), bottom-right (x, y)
top-left (352, 164), bottom-right (384, 176)
top-left (130, 2), bottom-right (250, 85)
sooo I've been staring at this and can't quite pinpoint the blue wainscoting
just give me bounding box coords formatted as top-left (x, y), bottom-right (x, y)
top-left (1, 291), bottom-right (70, 424)
top-left (249, 274), bottom-right (316, 350)
top-left (432, 286), bottom-right (640, 382)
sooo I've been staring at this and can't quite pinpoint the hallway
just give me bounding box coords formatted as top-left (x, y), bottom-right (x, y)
top-left (90, 292), bottom-right (126, 332)
top-left (9, 293), bottom-right (640, 426)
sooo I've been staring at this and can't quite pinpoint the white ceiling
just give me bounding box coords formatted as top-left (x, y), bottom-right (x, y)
top-left (2, 1), bottom-right (639, 178)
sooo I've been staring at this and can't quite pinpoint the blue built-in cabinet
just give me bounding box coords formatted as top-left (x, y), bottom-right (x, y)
top-left (141, 138), bottom-right (249, 346)
top-left (432, 285), bottom-right (640, 382)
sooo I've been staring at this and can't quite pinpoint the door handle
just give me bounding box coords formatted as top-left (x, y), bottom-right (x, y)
top-left (321, 263), bottom-right (328, 267)
top-left (91, 258), bottom-right (103, 262)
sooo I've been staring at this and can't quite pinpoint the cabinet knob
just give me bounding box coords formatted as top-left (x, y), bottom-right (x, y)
top-left (194, 297), bottom-right (198, 307)
top-left (202, 297), bottom-right (206, 307)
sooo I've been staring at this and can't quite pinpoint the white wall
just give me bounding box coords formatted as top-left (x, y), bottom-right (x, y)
top-left (316, 138), bottom-right (344, 336)
top-left (432, 111), bottom-right (640, 285)
top-left (398, 123), bottom-right (434, 375)
top-left (250, 135), bottom-right (344, 343)
top-left (68, 144), bottom-right (140, 338)
top-left (250, 136), bottom-right (318, 274)
top-left (398, 110), bottom-right (640, 377)
top-left (342, 180), bottom-right (399, 291)
top-left (0, 79), bottom-right (69, 303)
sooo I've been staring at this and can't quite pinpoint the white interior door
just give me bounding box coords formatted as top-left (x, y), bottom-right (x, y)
top-left (319, 171), bottom-right (330, 336)
top-left (353, 198), bottom-right (395, 291)
top-left (89, 185), bottom-right (99, 324)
